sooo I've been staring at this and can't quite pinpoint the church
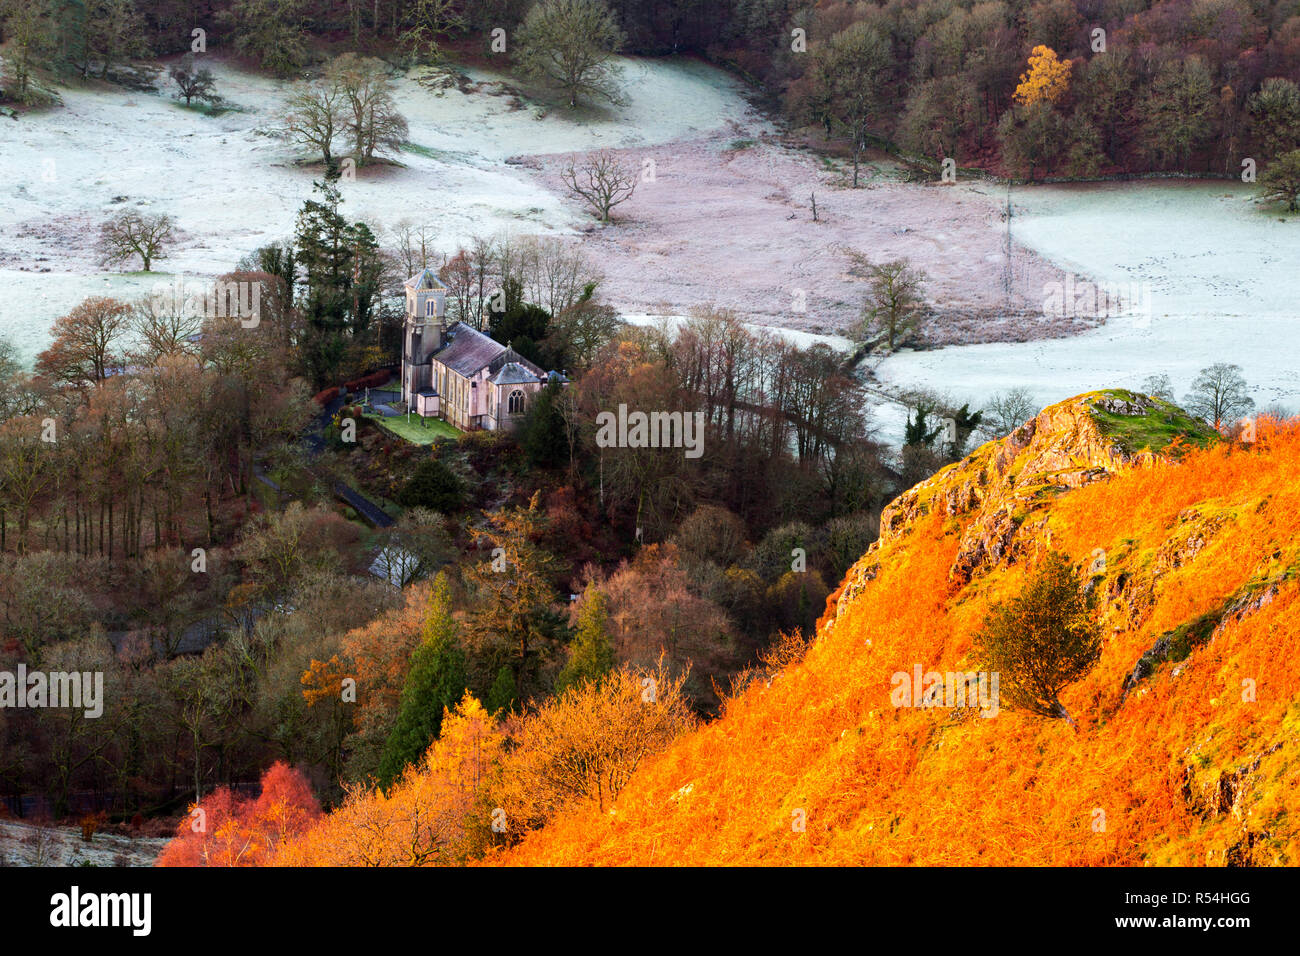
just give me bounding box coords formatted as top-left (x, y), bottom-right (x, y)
top-left (400, 268), bottom-right (563, 432)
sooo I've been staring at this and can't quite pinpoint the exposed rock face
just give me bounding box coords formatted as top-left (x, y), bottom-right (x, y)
top-left (1155, 508), bottom-right (1231, 575)
top-left (830, 391), bottom-right (1204, 626)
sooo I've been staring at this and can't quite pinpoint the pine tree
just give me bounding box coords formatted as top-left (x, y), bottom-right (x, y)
top-left (293, 180), bottom-right (385, 384)
top-left (377, 573), bottom-right (467, 788)
top-left (555, 586), bottom-right (614, 693)
top-left (904, 404), bottom-right (942, 447)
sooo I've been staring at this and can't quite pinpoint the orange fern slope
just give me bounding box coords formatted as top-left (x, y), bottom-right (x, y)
top-left (503, 391), bottom-right (1300, 865)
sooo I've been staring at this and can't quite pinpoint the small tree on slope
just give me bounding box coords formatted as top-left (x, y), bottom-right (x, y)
top-left (974, 551), bottom-right (1101, 728)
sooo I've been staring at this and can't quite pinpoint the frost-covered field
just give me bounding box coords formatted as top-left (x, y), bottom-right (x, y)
top-left (3, 55), bottom-right (1297, 451)
top-left (872, 181), bottom-right (1300, 443)
top-left (0, 820), bottom-right (167, 867)
top-left (0, 55), bottom-right (753, 362)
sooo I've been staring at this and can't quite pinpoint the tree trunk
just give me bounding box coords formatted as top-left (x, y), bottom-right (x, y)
top-left (1056, 701), bottom-right (1078, 730)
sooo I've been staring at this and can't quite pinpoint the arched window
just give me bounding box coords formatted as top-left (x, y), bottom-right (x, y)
top-left (425, 298), bottom-right (436, 317)
top-left (508, 389), bottom-right (525, 415)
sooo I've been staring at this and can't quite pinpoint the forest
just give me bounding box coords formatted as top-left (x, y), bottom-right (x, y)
top-left (0, 166), bottom-right (921, 839)
top-left (6, 0), bottom-right (1300, 180)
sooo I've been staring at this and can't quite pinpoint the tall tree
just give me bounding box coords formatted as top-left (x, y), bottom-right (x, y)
top-left (1248, 77), bottom-right (1300, 164)
top-left (813, 21), bottom-right (890, 187)
top-left (514, 0), bottom-right (627, 109)
top-left (377, 573), bottom-right (467, 788)
top-left (329, 54), bottom-right (409, 166)
top-left (222, 0), bottom-right (309, 77)
top-left (555, 584), bottom-right (614, 692)
top-left (0, 0), bottom-right (55, 101)
top-left (465, 494), bottom-right (561, 687)
top-left (1139, 56), bottom-right (1215, 172)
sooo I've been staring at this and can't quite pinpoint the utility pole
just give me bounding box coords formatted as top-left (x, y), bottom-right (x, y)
top-left (1003, 178), bottom-right (1013, 304)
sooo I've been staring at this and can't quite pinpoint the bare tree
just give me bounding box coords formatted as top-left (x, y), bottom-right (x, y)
top-left (329, 54), bottom-right (409, 166)
top-left (131, 294), bottom-right (202, 364)
top-left (393, 220), bottom-right (437, 276)
top-left (513, 0), bottom-right (626, 109)
top-left (850, 254), bottom-right (928, 350)
top-left (285, 75), bottom-right (346, 169)
top-left (561, 150), bottom-right (637, 223)
top-left (99, 211), bottom-right (174, 272)
top-left (979, 386), bottom-right (1040, 439)
top-left (1183, 362), bottom-right (1255, 427)
top-left (1140, 373), bottom-right (1176, 402)
top-left (518, 235), bottom-right (602, 316)
top-left (169, 53), bottom-right (217, 107)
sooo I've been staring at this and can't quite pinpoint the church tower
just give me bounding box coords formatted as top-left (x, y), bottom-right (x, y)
top-left (402, 268), bottom-right (448, 408)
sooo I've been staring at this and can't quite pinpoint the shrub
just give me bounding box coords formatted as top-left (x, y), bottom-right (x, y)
top-left (397, 457), bottom-right (465, 513)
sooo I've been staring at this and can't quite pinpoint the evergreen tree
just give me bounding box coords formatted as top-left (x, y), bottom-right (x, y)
top-left (485, 664), bottom-right (517, 715)
top-left (397, 457), bottom-right (465, 512)
top-left (377, 573), bottom-right (467, 788)
top-left (293, 180), bottom-right (385, 384)
top-left (949, 403), bottom-right (984, 456)
top-left (521, 380), bottom-right (567, 468)
top-left (555, 586), bottom-right (614, 693)
top-left (466, 495), bottom-right (562, 692)
top-left (904, 403), bottom-right (942, 447)
top-left (488, 278), bottom-right (550, 366)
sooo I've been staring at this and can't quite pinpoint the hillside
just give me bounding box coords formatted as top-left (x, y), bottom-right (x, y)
top-left (500, 390), bottom-right (1300, 865)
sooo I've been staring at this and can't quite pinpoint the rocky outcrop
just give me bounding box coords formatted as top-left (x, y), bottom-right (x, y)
top-left (829, 391), bottom-right (1206, 628)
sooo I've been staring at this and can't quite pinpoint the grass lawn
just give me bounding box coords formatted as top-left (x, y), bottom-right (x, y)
top-left (366, 411), bottom-right (462, 445)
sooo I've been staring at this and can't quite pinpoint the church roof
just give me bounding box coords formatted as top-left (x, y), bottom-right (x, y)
top-left (432, 324), bottom-right (548, 380)
top-left (488, 346), bottom-right (546, 381)
top-left (404, 268), bottom-right (447, 291)
top-left (491, 362), bottom-right (543, 386)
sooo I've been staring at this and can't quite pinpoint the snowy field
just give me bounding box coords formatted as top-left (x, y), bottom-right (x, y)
top-left (0, 819), bottom-right (167, 866)
top-left (873, 180), bottom-right (1300, 443)
top-left (3, 55), bottom-right (1298, 451)
top-left (0, 56), bottom-right (753, 362)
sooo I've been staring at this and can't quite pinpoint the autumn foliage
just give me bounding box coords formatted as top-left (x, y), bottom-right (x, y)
top-left (274, 661), bottom-right (694, 865)
top-left (164, 394), bottom-right (1300, 867)
top-left (1014, 45), bottom-right (1072, 106)
top-left (497, 402), bottom-right (1300, 865)
top-left (157, 762), bottom-right (322, 867)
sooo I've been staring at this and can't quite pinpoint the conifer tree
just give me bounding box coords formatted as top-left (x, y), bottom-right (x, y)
top-left (555, 586), bottom-right (614, 693)
top-left (377, 573), bottom-right (467, 788)
top-left (485, 665), bottom-right (517, 715)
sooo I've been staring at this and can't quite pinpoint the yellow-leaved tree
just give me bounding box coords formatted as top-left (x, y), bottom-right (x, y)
top-left (275, 692), bottom-right (504, 866)
top-left (1014, 45), bottom-right (1072, 106)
